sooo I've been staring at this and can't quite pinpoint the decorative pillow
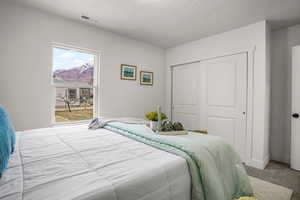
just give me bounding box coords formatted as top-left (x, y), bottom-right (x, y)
top-left (0, 106), bottom-right (16, 177)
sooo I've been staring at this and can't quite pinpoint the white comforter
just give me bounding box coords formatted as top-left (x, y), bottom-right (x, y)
top-left (0, 125), bottom-right (191, 200)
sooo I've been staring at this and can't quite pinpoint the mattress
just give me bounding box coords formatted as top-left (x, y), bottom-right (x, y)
top-left (0, 125), bottom-right (191, 200)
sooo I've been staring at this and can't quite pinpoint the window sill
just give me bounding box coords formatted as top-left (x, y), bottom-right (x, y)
top-left (50, 120), bottom-right (90, 128)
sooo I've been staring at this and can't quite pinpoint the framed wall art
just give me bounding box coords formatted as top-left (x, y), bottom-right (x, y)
top-left (140, 71), bottom-right (153, 86)
top-left (120, 64), bottom-right (137, 80)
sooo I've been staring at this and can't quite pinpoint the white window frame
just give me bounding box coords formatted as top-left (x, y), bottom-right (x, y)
top-left (51, 43), bottom-right (100, 126)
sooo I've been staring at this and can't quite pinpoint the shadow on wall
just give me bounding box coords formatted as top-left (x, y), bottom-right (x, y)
top-left (270, 24), bottom-right (300, 164)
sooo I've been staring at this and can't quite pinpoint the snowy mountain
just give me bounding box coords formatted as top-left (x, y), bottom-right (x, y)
top-left (53, 63), bottom-right (94, 84)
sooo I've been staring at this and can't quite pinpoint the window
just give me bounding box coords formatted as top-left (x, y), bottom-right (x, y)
top-left (80, 88), bottom-right (92, 103)
top-left (52, 45), bottom-right (99, 123)
top-left (68, 89), bottom-right (77, 101)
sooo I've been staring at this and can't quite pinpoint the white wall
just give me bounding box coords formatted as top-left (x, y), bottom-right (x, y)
top-left (166, 21), bottom-right (270, 169)
top-left (271, 24), bottom-right (300, 164)
top-left (0, 1), bottom-right (166, 131)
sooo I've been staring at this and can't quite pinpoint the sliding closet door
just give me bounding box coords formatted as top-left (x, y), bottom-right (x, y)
top-left (172, 62), bottom-right (201, 130)
top-left (200, 53), bottom-right (248, 159)
top-left (172, 53), bottom-right (247, 159)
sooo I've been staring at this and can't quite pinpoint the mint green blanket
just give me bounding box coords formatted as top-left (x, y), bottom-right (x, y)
top-left (104, 122), bottom-right (253, 200)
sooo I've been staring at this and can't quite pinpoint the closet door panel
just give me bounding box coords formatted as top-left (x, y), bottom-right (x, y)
top-left (172, 62), bottom-right (201, 130)
top-left (200, 53), bottom-right (247, 160)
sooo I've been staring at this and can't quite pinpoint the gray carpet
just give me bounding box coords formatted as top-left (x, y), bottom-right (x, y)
top-left (251, 176), bottom-right (293, 200)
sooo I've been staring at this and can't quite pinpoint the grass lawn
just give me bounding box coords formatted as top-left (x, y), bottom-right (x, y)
top-left (55, 104), bottom-right (92, 108)
top-left (55, 109), bottom-right (93, 122)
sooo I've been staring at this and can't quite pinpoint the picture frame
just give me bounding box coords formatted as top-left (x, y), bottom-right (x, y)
top-left (120, 64), bottom-right (137, 80)
top-left (140, 71), bottom-right (153, 86)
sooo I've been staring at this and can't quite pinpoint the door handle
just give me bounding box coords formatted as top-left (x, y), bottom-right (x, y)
top-left (292, 113), bottom-right (299, 118)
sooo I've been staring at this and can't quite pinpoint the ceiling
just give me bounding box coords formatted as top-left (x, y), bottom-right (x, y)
top-left (12, 0), bottom-right (300, 48)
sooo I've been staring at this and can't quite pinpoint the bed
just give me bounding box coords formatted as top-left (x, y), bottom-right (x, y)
top-left (0, 121), bottom-right (253, 200)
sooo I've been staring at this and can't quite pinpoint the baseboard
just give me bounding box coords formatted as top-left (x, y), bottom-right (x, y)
top-left (262, 155), bottom-right (270, 168)
top-left (247, 156), bottom-right (270, 169)
top-left (269, 155), bottom-right (290, 165)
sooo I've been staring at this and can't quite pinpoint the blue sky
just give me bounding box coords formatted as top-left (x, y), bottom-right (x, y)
top-left (53, 47), bottom-right (94, 71)
top-left (143, 74), bottom-right (151, 79)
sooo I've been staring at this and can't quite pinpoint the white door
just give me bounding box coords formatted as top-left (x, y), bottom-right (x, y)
top-left (172, 53), bottom-right (248, 159)
top-left (200, 53), bottom-right (248, 159)
top-left (291, 45), bottom-right (300, 171)
top-left (172, 62), bottom-right (201, 130)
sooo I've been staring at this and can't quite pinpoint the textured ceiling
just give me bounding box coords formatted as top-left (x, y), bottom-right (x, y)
top-left (11, 0), bottom-right (300, 48)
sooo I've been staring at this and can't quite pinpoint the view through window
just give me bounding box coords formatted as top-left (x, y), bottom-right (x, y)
top-left (52, 46), bottom-right (97, 123)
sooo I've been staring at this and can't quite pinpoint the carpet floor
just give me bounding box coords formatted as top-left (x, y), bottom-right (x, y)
top-left (246, 161), bottom-right (300, 200)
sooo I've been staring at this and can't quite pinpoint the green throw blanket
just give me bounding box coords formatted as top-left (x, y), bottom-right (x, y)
top-left (104, 122), bottom-right (253, 200)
